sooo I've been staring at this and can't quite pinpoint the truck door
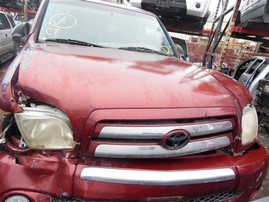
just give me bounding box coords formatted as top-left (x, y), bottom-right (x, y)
top-left (0, 12), bottom-right (13, 55)
top-left (233, 58), bottom-right (255, 80)
top-left (246, 60), bottom-right (268, 97)
top-left (238, 58), bottom-right (264, 86)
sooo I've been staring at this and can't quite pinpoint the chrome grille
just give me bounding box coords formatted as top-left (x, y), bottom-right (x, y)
top-left (99, 121), bottom-right (233, 139)
top-left (94, 136), bottom-right (230, 158)
top-left (92, 120), bottom-right (233, 159)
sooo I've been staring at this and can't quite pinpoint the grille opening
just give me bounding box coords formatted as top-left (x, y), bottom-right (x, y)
top-left (52, 198), bottom-right (83, 202)
top-left (52, 191), bottom-right (241, 202)
top-left (91, 118), bottom-right (234, 159)
top-left (179, 191), bottom-right (241, 202)
top-left (94, 134), bottom-right (232, 144)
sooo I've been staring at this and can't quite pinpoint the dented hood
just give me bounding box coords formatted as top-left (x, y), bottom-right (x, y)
top-left (17, 43), bottom-right (235, 112)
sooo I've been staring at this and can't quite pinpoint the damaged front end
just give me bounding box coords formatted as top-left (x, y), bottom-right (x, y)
top-left (0, 56), bottom-right (81, 201)
top-left (0, 55), bottom-right (77, 154)
top-left (1, 104), bottom-right (76, 153)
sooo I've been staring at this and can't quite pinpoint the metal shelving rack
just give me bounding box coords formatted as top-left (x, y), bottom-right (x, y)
top-left (149, 0), bottom-right (269, 71)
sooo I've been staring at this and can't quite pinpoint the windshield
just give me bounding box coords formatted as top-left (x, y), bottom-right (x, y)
top-left (38, 0), bottom-right (175, 56)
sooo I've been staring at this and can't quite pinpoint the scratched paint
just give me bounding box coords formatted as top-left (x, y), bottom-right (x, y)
top-left (21, 54), bottom-right (30, 70)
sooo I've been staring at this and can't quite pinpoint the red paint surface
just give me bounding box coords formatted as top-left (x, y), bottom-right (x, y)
top-left (0, 1), bottom-right (268, 201)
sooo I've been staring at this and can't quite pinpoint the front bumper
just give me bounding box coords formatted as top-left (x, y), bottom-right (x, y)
top-left (75, 142), bottom-right (269, 201)
top-left (0, 142), bottom-right (268, 201)
top-left (80, 167), bottom-right (235, 186)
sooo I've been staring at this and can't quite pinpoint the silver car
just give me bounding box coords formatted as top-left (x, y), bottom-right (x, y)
top-left (236, 0), bottom-right (269, 26)
top-left (0, 11), bottom-right (16, 63)
top-left (232, 56), bottom-right (269, 102)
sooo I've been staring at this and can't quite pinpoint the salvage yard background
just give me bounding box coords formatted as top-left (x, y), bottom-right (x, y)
top-left (257, 129), bottom-right (269, 200)
top-left (0, 60), bottom-right (268, 200)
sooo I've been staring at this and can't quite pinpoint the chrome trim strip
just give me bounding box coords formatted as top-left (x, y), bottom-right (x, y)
top-left (80, 167), bottom-right (235, 186)
top-left (99, 121), bottom-right (233, 139)
top-left (94, 136), bottom-right (230, 158)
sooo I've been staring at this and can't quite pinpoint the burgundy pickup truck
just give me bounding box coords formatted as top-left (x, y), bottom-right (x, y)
top-left (0, 0), bottom-right (268, 201)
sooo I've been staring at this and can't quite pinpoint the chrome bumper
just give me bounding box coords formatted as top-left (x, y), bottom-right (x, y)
top-left (80, 167), bottom-right (235, 186)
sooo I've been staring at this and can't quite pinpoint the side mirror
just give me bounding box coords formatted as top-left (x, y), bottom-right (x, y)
top-left (171, 36), bottom-right (189, 61)
top-left (175, 44), bottom-right (189, 61)
top-left (12, 33), bottom-right (24, 44)
top-left (12, 22), bottom-right (31, 46)
top-left (176, 44), bottom-right (184, 55)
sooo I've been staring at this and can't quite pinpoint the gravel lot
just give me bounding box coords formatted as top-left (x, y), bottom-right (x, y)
top-left (0, 60), bottom-right (268, 200)
top-left (256, 129), bottom-right (269, 200)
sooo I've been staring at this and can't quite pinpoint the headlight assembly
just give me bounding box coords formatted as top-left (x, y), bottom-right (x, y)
top-left (14, 104), bottom-right (76, 150)
top-left (241, 104), bottom-right (258, 145)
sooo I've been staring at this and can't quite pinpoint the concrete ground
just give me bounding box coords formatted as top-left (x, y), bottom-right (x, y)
top-left (256, 129), bottom-right (269, 201)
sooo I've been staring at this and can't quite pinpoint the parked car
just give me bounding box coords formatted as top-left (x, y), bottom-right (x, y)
top-left (0, 11), bottom-right (17, 63)
top-left (0, 0), bottom-right (268, 201)
top-left (130, 0), bottom-right (211, 29)
top-left (255, 75), bottom-right (269, 130)
top-left (236, 0), bottom-right (269, 26)
top-left (12, 18), bottom-right (34, 51)
top-left (13, 13), bottom-right (35, 25)
top-left (231, 56), bottom-right (269, 102)
top-left (129, 0), bottom-right (142, 8)
top-left (0, 0), bottom-right (40, 13)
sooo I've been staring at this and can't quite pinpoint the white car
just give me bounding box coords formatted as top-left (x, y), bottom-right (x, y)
top-left (0, 11), bottom-right (17, 63)
top-left (236, 0), bottom-right (269, 26)
top-left (129, 0), bottom-right (211, 29)
top-left (102, 0), bottom-right (130, 5)
top-left (129, 0), bottom-right (142, 8)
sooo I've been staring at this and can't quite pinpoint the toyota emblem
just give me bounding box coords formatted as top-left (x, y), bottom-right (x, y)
top-left (161, 130), bottom-right (190, 150)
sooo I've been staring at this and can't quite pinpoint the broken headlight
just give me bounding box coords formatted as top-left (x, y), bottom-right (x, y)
top-left (14, 104), bottom-right (76, 150)
top-left (241, 104), bottom-right (258, 145)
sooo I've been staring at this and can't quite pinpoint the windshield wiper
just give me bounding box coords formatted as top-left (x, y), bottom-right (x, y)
top-left (119, 46), bottom-right (168, 56)
top-left (45, 38), bottom-right (103, 47)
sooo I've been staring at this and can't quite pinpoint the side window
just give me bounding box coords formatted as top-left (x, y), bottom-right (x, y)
top-left (266, 72), bottom-right (269, 80)
top-left (246, 59), bottom-right (263, 74)
top-left (234, 59), bottom-right (254, 80)
top-left (246, 62), bottom-right (267, 88)
top-left (252, 62), bottom-right (267, 80)
top-left (0, 13), bottom-right (11, 30)
top-left (245, 60), bottom-right (267, 88)
top-left (7, 14), bottom-right (15, 28)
